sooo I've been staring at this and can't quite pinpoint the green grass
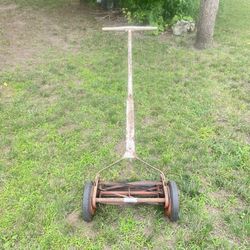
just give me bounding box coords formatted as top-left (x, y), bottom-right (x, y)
top-left (0, 0), bottom-right (250, 249)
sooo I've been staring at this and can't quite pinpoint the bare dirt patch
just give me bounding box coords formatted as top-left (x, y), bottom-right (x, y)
top-left (142, 116), bottom-right (155, 126)
top-left (0, 3), bottom-right (17, 12)
top-left (0, 1), bottom-right (129, 72)
top-left (66, 210), bottom-right (82, 227)
top-left (206, 204), bottom-right (242, 246)
top-left (209, 189), bottom-right (230, 201)
top-left (66, 210), bottom-right (96, 238)
top-left (0, 2), bottom-right (98, 71)
top-left (58, 123), bottom-right (79, 135)
top-left (115, 139), bottom-right (125, 155)
top-left (206, 189), bottom-right (246, 245)
top-left (209, 189), bottom-right (246, 211)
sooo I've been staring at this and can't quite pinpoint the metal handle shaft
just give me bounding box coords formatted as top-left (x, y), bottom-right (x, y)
top-left (102, 26), bottom-right (157, 159)
top-left (102, 26), bottom-right (157, 32)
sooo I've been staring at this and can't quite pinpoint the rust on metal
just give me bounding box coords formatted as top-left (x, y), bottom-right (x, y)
top-left (164, 186), bottom-right (171, 217)
top-left (100, 191), bottom-right (163, 196)
top-left (94, 26), bottom-right (171, 211)
top-left (99, 180), bottom-right (163, 186)
top-left (160, 174), bottom-right (169, 208)
top-left (89, 185), bottom-right (96, 215)
top-left (96, 198), bottom-right (165, 204)
top-left (92, 179), bottom-right (168, 206)
top-left (91, 177), bottom-right (99, 209)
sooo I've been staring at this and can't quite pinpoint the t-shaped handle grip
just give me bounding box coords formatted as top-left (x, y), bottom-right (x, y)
top-left (102, 26), bottom-right (157, 32)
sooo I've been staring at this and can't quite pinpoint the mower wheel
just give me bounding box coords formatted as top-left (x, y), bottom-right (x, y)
top-left (165, 181), bottom-right (179, 222)
top-left (82, 181), bottom-right (95, 222)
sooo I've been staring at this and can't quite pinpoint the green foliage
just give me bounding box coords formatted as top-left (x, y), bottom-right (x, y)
top-left (86, 0), bottom-right (199, 30)
top-left (121, 0), bottom-right (200, 30)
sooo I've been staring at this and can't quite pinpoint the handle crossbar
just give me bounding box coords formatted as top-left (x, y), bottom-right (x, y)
top-left (102, 26), bottom-right (157, 32)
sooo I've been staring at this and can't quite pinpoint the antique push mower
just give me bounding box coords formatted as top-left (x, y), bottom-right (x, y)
top-left (82, 26), bottom-right (179, 222)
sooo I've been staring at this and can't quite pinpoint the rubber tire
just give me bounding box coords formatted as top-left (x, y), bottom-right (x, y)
top-left (167, 181), bottom-right (179, 222)
top-left (82, 181), bottom-right (94, 222)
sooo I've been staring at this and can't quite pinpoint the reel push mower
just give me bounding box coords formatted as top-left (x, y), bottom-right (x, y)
top-left (82, 26), bottom-right (179, 222)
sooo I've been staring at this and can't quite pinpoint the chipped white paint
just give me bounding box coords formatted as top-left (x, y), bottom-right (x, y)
top-left (102, 26), bottom-right (157, 32)
top-left (102, 26), bottom-right (157, 159)
top-left (123, 197), bottom-right (138, 203)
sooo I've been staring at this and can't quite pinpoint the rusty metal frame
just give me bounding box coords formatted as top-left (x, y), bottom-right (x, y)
top-left (95, 179), bottom-right (168, 205)
top-left (93, 156), bottom-right (170, 207)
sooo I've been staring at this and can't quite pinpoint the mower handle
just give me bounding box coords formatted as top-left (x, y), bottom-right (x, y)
top-left (102, 26), bottom-right (157, 159)
top-left (102, 26), bottom-right (157, 32)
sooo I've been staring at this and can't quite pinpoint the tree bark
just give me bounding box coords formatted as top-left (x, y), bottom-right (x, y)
top-left (195, 0), bottom-right (220, 49)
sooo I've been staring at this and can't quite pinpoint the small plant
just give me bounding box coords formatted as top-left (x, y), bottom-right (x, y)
top-left (120, 0), bottom-right (200, 30)
top-left (90, 0), bottom-right (199, 30)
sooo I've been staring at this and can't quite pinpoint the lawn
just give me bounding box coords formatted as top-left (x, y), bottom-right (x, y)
top-left (0, 0), bottom-right (249, 249)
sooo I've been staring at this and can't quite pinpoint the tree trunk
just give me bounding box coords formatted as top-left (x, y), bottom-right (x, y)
top-left (195, 0), bottom-right (220, 49)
